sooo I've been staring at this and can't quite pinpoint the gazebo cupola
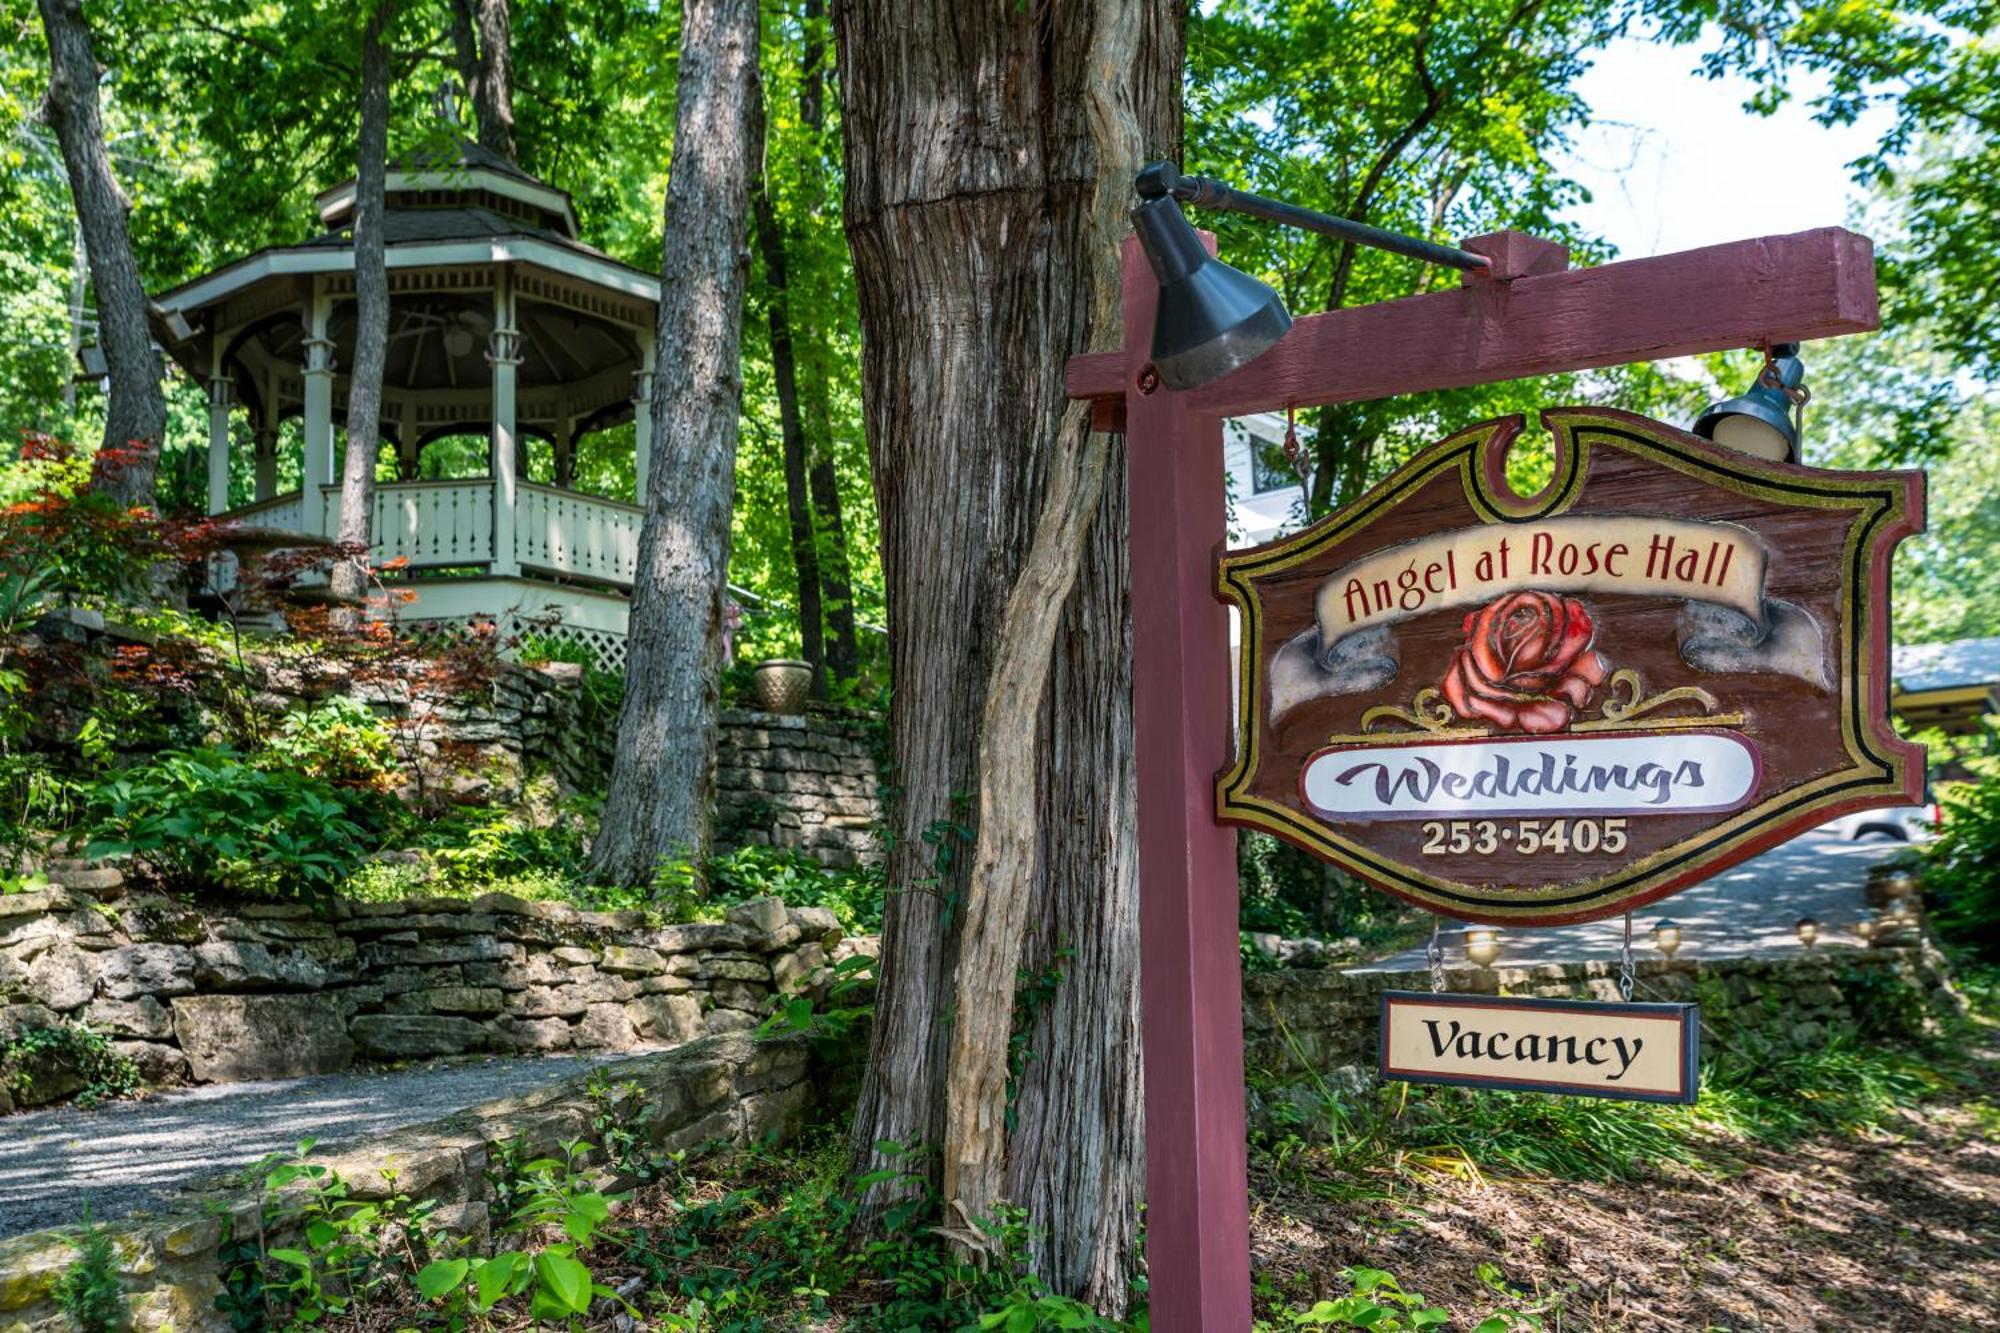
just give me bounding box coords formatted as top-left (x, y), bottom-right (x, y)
top-left (151, 141), bottom-right (661, 667)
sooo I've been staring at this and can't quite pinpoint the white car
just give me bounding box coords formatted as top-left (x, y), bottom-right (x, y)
top-left (1820, 804), bottom-right (1940, 842)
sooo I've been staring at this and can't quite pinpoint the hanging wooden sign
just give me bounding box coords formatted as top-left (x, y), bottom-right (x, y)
top-left (1379, 991), bottom-right (1700, 1103)
top-left (1217, 406), bottom-right (1924, 925)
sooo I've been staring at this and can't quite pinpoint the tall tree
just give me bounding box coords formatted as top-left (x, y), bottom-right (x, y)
top-left (35, 0), bottom-right (166, 506)
top-left (791, 0), bottom-right (859, 685)
top-left (332, 0), bottom-right (396, 619)
top-left (588, 0), bottom-right (760, 885)
top-left (1191, 0), bottom-right (1629, 515)
top-left (835, 0), bottom-right (1180, 1307)
top-left (751, 145), bottom-right (828, 691)
top-left (447, 0), bottom-right (515, 161)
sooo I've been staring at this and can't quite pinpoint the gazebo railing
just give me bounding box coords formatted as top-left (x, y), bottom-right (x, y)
top-left (515, 482), bottom-right (642, 586)
top-left (220, 480), bottom-right (640, 587)
top-left (227, 490), bottom-right (307, 535)
top-left (241, 479), bottom-right (642, 586)
top-left (319, 480), bottom-right (498, 570)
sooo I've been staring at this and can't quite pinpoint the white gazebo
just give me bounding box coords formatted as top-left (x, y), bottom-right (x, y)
top-left (151, 141), bottom-right (659, 669)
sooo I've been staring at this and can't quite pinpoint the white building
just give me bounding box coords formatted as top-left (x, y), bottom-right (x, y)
top-left (1223, 411), bottom-right (1311, 548)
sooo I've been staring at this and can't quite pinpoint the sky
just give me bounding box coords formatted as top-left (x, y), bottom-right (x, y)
top-left (1555, 35), bottom-right (1899, 260)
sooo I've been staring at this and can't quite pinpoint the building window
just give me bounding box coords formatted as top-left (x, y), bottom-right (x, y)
top-left (1251, 439), bottom-right (1296, 495)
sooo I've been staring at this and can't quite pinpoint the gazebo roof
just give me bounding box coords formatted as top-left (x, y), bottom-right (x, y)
top-left (298, 205), bottom-right (589, 253)
top-left (313, 137), bottom-right (583, 238)
top-left (149, 141), bottom-right (657, 401)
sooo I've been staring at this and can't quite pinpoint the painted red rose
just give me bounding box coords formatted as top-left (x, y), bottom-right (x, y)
top-left (1441, 591), bottom-right (1608, 734)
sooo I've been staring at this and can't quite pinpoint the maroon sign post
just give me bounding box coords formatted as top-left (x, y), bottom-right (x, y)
top-left (1073, 226), bottom-right (1885, 1330)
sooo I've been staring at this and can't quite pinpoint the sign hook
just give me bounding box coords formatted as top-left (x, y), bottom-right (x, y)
top-left (1619, 911), bottom-right (1636, 1002)
top-left (1427, 918), bottom-right (1446, 994)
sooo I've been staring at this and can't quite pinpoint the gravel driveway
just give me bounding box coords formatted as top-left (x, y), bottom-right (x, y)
top-left (0, 1049), bottom-right (651, 1239)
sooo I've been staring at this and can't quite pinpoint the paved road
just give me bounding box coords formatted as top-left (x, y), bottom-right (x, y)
top-left (1356, 827), bottom-right (1910, 972)
top-left (0, 1049), bottom-right (651, 1239)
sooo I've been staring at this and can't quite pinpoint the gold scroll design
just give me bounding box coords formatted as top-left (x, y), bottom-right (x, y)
top-left (1338, 670), bottom-right (1744, 746)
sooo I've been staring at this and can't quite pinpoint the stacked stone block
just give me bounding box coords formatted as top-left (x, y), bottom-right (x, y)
top-left (710, 709), bottom-right (884, 867)
top-left (0, 859), bottom-right (845, 1099)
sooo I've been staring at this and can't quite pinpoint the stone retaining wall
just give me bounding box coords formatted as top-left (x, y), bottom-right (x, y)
top-left (349, 659), bottom-right (887, 868)
top-left (0, 1032), bottom-right (819, 1333)
top-left (710, 709), bottom-right (884, 867)
top-left (25, 616), bottom-right (887, 869)
top-left (309, 661), bottom-right (887, 867)
top-left (0, 865), bottom-right (860, 1103)
top-left (1242, 942), bottom-right (1964, 1077)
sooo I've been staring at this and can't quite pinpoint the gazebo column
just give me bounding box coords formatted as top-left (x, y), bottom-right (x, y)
top-left (489, 277), bottom-right (523, 577)
top-left (205, 376), bottom-right (234, 515)
top-left (632, 339), bottom-right (656, 502)
top-left (395, 402), bottom-right (421, 480)
top-left (554, 416), bottom-right (576, 489)
top-left (301, 287), bottom-right (336, 535)
top-left (253, 427), bottom-right (279, 500)
top-left (254, 367), bottom-right (281, 500)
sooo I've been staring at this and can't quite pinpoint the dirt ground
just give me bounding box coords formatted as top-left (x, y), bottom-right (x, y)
top-left (1249, 1080), bottom-right (2000, 1330)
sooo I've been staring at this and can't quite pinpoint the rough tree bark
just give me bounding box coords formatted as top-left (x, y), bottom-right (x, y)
top-left (331, 0), bottom-right (395, 621)
top-left (751, 146), bottom-right (828, 693)
top-left (36, 0), bottom-right (166, 506)
top-left (940, 0), bottom-right (1140, 1253)
top-left (447, 0), bottom-right (514, 161)
top-left (835, 0), bottom-right (1181, 1308)
top-left (586, 0), bottom-right (759, 887)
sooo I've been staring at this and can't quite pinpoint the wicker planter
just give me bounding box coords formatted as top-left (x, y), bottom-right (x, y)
top-left (752, 659), bottom-right (813, 715)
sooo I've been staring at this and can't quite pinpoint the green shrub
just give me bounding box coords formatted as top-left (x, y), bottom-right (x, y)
top-left (53, 1211), bottom-right (124, 1332)
top-left (516, 632), bottom-right (625, 724)
top-left (263, 698), bottom-right (400, 792)
top-left (409, 800), bottom-right (595, 888)
top-left (654, 844), bottom-right (884, 932)
top-left (1238, 831), bottom-right (1413, 947)
top-left (2, 1022), bottom-right (141, 1109)
top-left (81, 748), bottom-right (383, 898)
top-left (1922, 768), bottom-right (2000, 960)
top-left (1251, 1028), bottom-right (1953, 1191)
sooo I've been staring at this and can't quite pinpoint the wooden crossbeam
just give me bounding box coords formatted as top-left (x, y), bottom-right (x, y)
top-left (1068, 226), bottom-right (1877, 424)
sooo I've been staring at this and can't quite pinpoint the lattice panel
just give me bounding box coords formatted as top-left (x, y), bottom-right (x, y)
top-left (391, 612), bottom-right (627, 674)
top-left (521, 621), bottom-right (628, 673)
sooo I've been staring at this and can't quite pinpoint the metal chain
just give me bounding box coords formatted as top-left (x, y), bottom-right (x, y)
top-left (1427, 918), bottom-right (1446, 994)
top-left (1619, 911), bottom-right (1635, 1002)
top-left (1282, 404), bottom-right (1311, 483)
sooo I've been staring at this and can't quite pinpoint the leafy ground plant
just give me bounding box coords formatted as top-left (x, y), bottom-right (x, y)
top-left (226, 1137), bottom-right (433, 1331)
top-left (418, 1137), bottom-right (629, 1330)
top-left (53, 1208), bottom-right (124, 1333)
top-left (1, 1022), bottom-right (140, 1109)
top-left (1923, 760), bottom-right (2000, 960)
top-left (81, 748), bottom-right (384, 898)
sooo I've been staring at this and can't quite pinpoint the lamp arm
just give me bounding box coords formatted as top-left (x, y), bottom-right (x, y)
top-left (1136, 160), bottom-right (1493, 274)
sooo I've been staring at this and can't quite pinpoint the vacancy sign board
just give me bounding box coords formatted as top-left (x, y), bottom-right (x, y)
top-left (1380, 992), bottom-right (1700, 1103)
top-left (1218, 407), bottom-right (1924, 925)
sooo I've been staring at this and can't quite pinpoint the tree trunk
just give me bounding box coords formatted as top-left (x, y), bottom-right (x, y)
top-left (332, 0), bottom-right (395, 621)
top-left (836, 0), bottom-right (1180, 1307)
top-left (37, 0), bottom-right (166, 506)
top-left (794, 0), bottom-right (860, 685)
top-left (940, 0), bottom-right (1140, 1255)
top-left (752, 153), bottom-right (828, 693)
top-left (586, 0), bottom-right (759, 887)
top-left (447, 0), bottom-right (514, 161)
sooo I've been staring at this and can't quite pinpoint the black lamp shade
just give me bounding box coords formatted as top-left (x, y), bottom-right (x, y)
top-left (1693, 352), bottom-right (1805, 463)
top-left (1133, 196), bottom-right (1292, 390)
